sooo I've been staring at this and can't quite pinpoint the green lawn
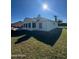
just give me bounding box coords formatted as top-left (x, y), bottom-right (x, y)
top-left (11, 28), bottom-right (67, 59)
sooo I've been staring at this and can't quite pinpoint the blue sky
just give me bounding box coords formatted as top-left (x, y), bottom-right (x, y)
top-left (11, 0), bottom-right (67, 23)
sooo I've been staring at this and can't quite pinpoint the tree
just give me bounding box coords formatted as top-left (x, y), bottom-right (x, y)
top-left (58, 19), bottom-right (63, 24)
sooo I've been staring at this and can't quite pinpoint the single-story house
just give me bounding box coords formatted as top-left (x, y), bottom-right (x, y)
top-left (22, 15), bottom-right (58, 31)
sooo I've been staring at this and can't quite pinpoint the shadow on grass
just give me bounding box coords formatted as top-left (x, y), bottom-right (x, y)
top-left (11, 30), bottom-right (25, 37)
top-left (12, 28), bottom-right (62, 46)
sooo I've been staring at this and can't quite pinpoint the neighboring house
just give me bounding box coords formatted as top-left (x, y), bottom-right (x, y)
top-left (11, 21), bottom-right (23, 31)
top-left (11, 27), bottom-right (19, 31)
top-left (11, 21), bottom-right (23, 28)
top-left (22, 15), bottom-right (58, 31)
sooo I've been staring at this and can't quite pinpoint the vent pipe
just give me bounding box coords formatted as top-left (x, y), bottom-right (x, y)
top-left (54, 15), bottom-right (57, 22)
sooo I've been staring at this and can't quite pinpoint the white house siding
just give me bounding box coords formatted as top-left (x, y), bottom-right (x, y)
top-left (23, 19), bottom-right (36, 30)
top-left (22, 17), bottom-right (58, 31)
top-left (38, 21), bottom-right (58, 31)
top-left (47, 21), bottom-right (58, 31)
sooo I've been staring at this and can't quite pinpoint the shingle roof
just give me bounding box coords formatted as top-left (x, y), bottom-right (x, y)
top-left (24, 15), bottom-right (55, 22)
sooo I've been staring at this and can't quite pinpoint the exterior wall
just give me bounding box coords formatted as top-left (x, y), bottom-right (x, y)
top-left (23, 19), bottom-right (37, 30)
top-left (36, 21), bottom-right (47, 31)
top-left (46, 21), bottom-right (58, 31)
top-left (36, 21), bottom-right (58, 31)
top-left (22, 18), bottom-right (58, 31)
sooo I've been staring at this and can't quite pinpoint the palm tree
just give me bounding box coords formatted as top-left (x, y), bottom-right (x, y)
top-left (54, 15), bottom-right (57, 22)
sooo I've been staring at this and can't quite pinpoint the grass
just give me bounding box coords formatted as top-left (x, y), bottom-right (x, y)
top-left (11, 28), bottom-right (67, 59)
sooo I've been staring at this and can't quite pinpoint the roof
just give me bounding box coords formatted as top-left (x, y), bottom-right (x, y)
top-left (11, 21), bottom-right (23, 28)
top-left (24, 15), bottom-right (55, 22)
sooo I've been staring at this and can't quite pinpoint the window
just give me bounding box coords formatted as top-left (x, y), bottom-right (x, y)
top-left (23, 24), bottom-right (26, 27)
top-left (28, 23), bottom-right (31, 28)
top-left (39, 23), bottom-right (42, 29)
top-left (26, 24), bottom-right (27, 28)
top-left (32, 23), bottom-right (36, 28)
